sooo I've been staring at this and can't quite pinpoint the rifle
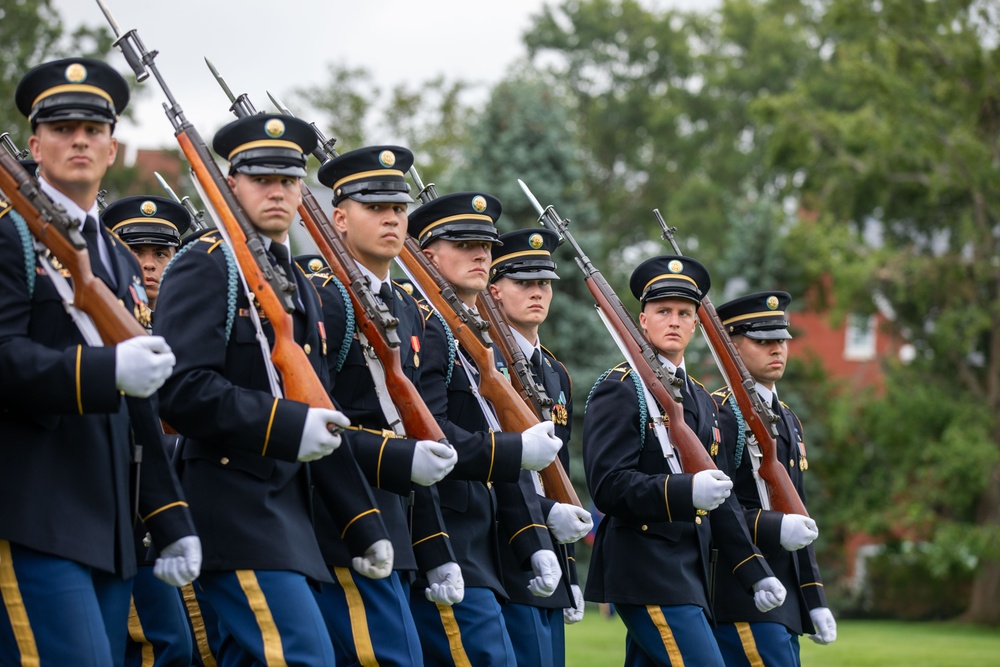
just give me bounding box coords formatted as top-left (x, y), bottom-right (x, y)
top-left (0, 133), bottom-right (30, 161)
top-left (207, 67), bottom-right (450, 445)
top-left (518, 179), bottom-right (717, 474)
top-left (654, 211), bottom-right (807, 516)
top-left (0, 151), bottom-right (145, 344)
top-left (154, 171), bottom-right (209, 233)
top-left (398, 168), bottom-right (582, 507)
top-left (98, 1), bottom-right (337, 416)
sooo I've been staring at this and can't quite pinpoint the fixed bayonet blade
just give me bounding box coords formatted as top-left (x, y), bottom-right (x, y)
top-left (95, 0), bottom-right (123, 37)
top-left (518, 179), bottom-right (545, 218)
top-left (154, 172), bottom-right (181, 203)
top-left (205, 57), bottom-right (237, 104)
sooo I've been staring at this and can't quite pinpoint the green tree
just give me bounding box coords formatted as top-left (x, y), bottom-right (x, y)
top-left (0, 0), bottom-right (115, 147)
top-left (754, 0), bottom-right (1000, 623)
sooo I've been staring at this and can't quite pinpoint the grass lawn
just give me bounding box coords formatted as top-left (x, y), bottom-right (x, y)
top-left (565, 608), bottom-right (1000, 666)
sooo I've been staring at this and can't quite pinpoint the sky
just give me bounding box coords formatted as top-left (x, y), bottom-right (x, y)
top-left (52, 0), bottom-right (710, 153)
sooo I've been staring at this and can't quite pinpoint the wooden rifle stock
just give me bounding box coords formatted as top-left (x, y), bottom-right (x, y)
top-left (655, 215), bottom-right (807, 515)
top-left (399, 237), bottom-right (582, 507)
top-left (0, 152), bottom-right (145, 344)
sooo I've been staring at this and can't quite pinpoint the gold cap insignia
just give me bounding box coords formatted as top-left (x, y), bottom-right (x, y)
top-left (307, 258), bottom-right (323, 272)
top-left (529, 233), bottom-right (544, 249)
top-left (140, 200), bottom-right (157, 216)
top-left (65, 63), bottom-right (87, 83)
top-left (667, 259), bottom-right (683, 274)
top-left (767, 295), bottom-right (779, 310)
top-left (472, 195), bottom-right (487, 213)
top-left (265, 118), bottom-right (285, 138)
top-left (378, 150), bottom-right (396, 168)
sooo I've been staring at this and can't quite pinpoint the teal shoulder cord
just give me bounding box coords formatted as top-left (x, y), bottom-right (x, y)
top-left (432, 310), bottom-right (456, 386)
top-left (727, 394), bottom-right (748, 469)
top-left (326, 275), bottom-right (354, 373)
top-left (161, 238), bottom-right (239, 342)
top-left (586, 365), bottom-right (647, 449)
top-left (10, 211), bottom-right (36, 299)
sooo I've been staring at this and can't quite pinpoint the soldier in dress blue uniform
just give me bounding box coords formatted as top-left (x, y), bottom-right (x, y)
top-left (583, 255), bottom-right (787, 666)
top-left (299, 144), bottom-right (461, 666)
top-left (711, 291), bottom-right (837, 665)
top-left (0, 58), bottom-right (199, 667)
top-left (406, 192), bottom-right (566, 666)
top-left (487, 227), bottom-right (594, 667)
top-left (152, 113), bottom-right (390, 665)
top-left (102, 196), bottom-right (218, 666)
top-left (103, 195), bottom-right (191, 312)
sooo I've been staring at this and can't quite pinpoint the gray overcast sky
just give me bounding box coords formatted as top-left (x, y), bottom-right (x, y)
top-left (52, 0), bottom-right (710, 152)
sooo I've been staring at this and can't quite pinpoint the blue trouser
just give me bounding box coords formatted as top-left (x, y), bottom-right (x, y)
top-left (501, 603), bottom-right (565, 667)
top-left (184, 581), bottom-right (222, 666)
top-left (617, 603), bottom-right (725, 667)
top-left (313, 568), bottom-right (422, 666)
top-left (197, 569), bottom-right (334, 667)
top-left (0, 540), bottom-right (133, 667)
top-left (714, 621), bottom-right (801, 667)
top-left (126, 565), bottom-right (194, 667)
top-left (410, 586), bottom-right (516, 667)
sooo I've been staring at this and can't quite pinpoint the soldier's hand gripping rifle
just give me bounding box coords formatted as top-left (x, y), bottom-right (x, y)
top-left (397, 168), bottom-right (582, 507)
top-left (98, 0), bottom-right (338, 420)
top-left (655, 211), bottom-right (807, 516)
top-left (519, 180), bottom-right (718, 474)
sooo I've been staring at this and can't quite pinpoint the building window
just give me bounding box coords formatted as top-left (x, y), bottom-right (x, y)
top-left (844, 314), bottom-right (877, 361)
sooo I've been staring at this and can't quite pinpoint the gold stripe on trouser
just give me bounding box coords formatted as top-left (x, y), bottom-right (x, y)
top-left (437, 603), bottom-right (473, 667)
top-left (0, 540), bottom-right (40, 667)
top-left (235, 570), bottom-right (287, 666)
top-left (127, 595), bottom-right (155, 666)
top-left (333, 567), bottom-right (379, 667)
top-left (735, 622), bottom-right (765, 667)
top-left (181, 583), bottom-right (217, 667)
top-left (646, 605), bottom-right (684, 667)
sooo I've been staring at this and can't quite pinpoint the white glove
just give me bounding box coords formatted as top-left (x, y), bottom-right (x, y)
top-left (527, 549), bottom-right (562, 597)
top-left (411, 440), bottom-right (458, 486)
top-left (691, 469), bottom-right (732, 511)
top-left (297, 408), bottom-right (350, 462)
top-left (424, 561), bottom-right (465, 606)
top-left (115, 336), bottom-right (176, 397)
top-left (809, 607), bottom-right (837, 644)
top-left (153, 535), bottom-right (202, 587)
top-left (352, 538), bottom-right (393, 579)
top-left (520, 421), bottom-right (562, 470)
top-left (752, 576), bottom-right (787, 612)
top-left (564, 584), bottom-right (585, 624)
top-left (780, 514), bottom-right (819, 551)
top-left (546, 503), bottom-right (594, 544)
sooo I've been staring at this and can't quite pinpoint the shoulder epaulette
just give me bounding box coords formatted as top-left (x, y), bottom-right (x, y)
top-left (160, 230), bottom-right (239, 342)
top-left (418, 301), bottom-right (455, 385)
top-left (540, 344), bottom-right (572, 396)
top-left (586, 361), bottom-right (647, 449)
top-left (712, 387), bottom-right (734, 401)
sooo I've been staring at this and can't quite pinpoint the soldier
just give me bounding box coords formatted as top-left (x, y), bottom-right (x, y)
top-left (487, 227), bottom-right (593, 667)
top-left (301, 144), bottom-right (460, 666)
top-left (406, 192), bottom-right (565, 666)
top-left (153, 113), bottom-right (389, 665)
top-left (0, 58), bottom-right (198, 666)
top-left (711, 291), bottom-right (837, 665)
top-left (102, 195), bottom-right (191, 312)
top-left (101, 195), bottom-right (217, 666)
top-left (583, 255), bottom-right (786, 666)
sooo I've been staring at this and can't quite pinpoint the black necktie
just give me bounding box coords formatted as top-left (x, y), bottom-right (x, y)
top-left (378, 282), bottom-right (396, 316)
top-left (270, 242), bottom-right (293, 281)
top-left (675, 367), bottom-right (688, 397)
top-left (82, 216), bottom-right (117, 291)
top-left (270, 243), bottom-right (304, 312)
top-left (529, 348), bottom-right (543, 381)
